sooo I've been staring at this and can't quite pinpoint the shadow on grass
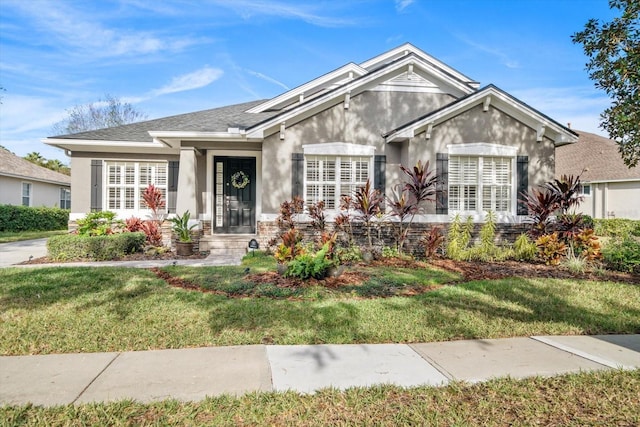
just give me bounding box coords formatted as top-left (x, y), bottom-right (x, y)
top-left (0, 267), bottom-right (162, 312)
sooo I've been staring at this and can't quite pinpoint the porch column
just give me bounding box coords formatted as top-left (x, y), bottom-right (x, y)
top-left (176, 147), bottom-right (198, 216)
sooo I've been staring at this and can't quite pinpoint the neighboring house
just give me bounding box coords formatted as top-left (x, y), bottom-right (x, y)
top-left (43, 43), bottom-right (577, 249)
top-left (556, 130), bottom-right (640, 220)
top-left (0, 148), bottom-right (71, 208)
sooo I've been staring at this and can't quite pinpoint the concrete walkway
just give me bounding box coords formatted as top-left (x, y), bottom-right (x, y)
top-left (2, 335), bottom-right (638, 406)
top-left (0, 238), bottom-right (48, 267)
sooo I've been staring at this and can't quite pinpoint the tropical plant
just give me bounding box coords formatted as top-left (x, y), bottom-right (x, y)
top-left (388, 160), bottom-right (438, 254)
top-left (513, 233), bottom-right (537, 261)
top-left (535, 233), bottom-right (568, 266)
top-left (170, 211), bottom-right (197, 242)
top-left (334, 195), bottom-right (355, 245)
top-left (353, 179), bottom-right (384, 251)
top-left (543, 174), bottom-right (584, 215)
top-left (421, 226), bottom-right (445, 259)
top-left (284, 242), bottom-right (333, 280)
top-left (76, 211), bottom-right (123, 236)
top-left (520, 188), bottom-right (560, 238)
top-left (142, 184), bottom-right (166, 223)
top-left (277, 196), bottom-right (304, 230)
top-left (308, 200), bottom-right (326, 232)
top-left (140, 220), bottom-right (163, 247)
top-left (274, 228), bottom-right (303, 264)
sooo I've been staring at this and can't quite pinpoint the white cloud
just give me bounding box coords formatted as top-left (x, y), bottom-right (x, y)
top-left (245, 70), bottom-right (290, 91)
top-left (210, 0), bottom-right (359, 27)
top-left (152, 67), bottom-right (224, 96)
top-left (511, 86), bottom-right (611, 135)
top-left (456, 34), bottom-right (520, 69)
top-left (3, 0), bottom-right (206, 59)
top-left (395, 0), bottom-right (415, 12)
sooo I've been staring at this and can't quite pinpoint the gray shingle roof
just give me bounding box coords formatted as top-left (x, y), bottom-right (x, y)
top-left (50, 100), bottom-right (277, 142)
top-left (556, 130), bottom-right (640, 182)
top-left (0, 149), bottom-right (71, 185)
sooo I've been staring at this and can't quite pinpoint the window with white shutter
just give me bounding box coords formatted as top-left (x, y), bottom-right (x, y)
top-left (449, 156), bottom-right (512, 214)
top-left (105, 161), bottom-right (168, 213)
top-left (305, 155), bottom-right (370, 209)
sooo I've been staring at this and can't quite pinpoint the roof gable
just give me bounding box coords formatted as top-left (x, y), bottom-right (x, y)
top-left (385, 85), bottom-right (578, 145)
top-left (246, 52), bottom-right (477, 139)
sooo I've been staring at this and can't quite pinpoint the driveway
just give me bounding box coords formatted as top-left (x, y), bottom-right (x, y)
top-left (0, 238), bottom-right (48, 267)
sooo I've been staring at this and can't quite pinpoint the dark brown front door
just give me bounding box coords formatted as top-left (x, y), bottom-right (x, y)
top-left (214, 157), bottom-right (256, 234)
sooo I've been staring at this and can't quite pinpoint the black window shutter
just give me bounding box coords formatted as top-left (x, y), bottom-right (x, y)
top-left (90, 160), bottom-right (102, 212)
top-left (436, 153), bottom-right (448, 214)
top-left (167, 161), bottom-right (179, 214)
top-left (291, 153), bottom-right (304, 199)
top-left (517, 156), bottom-right (529, 215)
top-left (374, 155), bottom-right (386, 195)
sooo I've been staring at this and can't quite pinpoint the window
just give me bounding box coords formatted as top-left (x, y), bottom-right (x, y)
top-left (580, 184), bottom-right (591, 196)
top-left (21, 182), bottom-right (31, 206)
top-left (105, 161), bottom-right (167, 212)
top-left (60, 188), bottom-right (71, 209)
top-left (449, 156), bottom-right (512, 213)
top-left (305, 155), bottom-right (370, 209)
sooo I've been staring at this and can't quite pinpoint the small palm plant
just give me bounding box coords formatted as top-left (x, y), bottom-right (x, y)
top-left (170, 210), bottom-right (197, 242)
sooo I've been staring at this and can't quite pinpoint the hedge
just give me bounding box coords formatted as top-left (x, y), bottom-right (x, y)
top-left (593, 219), bottom-right (640, 238)
top-left (47, 232), bottom-right (146, 261)
top-left (0, 205), bottom-right (69, 232)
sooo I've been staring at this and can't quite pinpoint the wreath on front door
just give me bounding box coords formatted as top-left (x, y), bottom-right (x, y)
top-left (231, 171), bottom-right (250, 189)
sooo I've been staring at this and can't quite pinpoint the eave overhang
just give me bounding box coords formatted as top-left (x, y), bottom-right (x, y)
top-left (384, 85), bottom-right (579, 145)
top-left (246, 53), bottom-right (478, 140)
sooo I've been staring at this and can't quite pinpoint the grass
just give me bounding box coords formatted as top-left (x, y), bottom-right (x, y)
top-left (2, 369), bottom-right (639, 425)
top-left (0, 230), bottom-right (67, 244)
top-left (1, 254), bottom-right (639, 355)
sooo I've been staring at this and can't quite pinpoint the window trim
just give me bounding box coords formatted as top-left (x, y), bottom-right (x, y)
top-left (302, 143), bottom-right (375, 210)
top-left (59, 187), bottom-right (71, 209)
top-left (21, 182), bottom-right (32, 207)
top-left (447, 143), bottom-right (518, 215)
top-left (103, 161), bottom-right (168, 215)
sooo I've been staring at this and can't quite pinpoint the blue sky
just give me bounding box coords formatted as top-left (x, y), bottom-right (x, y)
top-left (0, 0), bottom-right (616, 162)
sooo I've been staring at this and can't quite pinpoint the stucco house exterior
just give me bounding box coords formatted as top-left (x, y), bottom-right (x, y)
top-left (0, 148), bottom-right (71, 208)
top-left (43, 43), bottom-right (577, 250)
top-left (556, 130), bottom-right (640, 220)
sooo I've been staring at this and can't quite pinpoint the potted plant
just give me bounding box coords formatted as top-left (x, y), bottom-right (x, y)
top-left (170, 210), bottom-right (197, 256)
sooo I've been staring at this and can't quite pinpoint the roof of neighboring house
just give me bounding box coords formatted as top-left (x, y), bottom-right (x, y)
top-left (50, 99), bottom-right (277, 142)
top-left (0, 149), bottom-right (71, 186)
top-left (556, 130), bottom-right (640, 182)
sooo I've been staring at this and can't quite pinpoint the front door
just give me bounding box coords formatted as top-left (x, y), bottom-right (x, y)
top-left (214, 157), bottom-right (256, 234)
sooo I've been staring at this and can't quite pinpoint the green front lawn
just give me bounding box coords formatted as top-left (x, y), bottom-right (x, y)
top-left (0, 230), bottom-right (67, 244)
top-left (3, 370), bottom-right (639, 426)
top-left (1, 255), bottom-right (638, 356)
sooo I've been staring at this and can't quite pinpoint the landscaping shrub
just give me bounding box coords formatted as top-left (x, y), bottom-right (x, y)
top-left (0, 205), bottom-right (69, 232)
top-left (535, 233), bottom-right (568, 266)
top-left (602, 237), bottom-right (640, 273)
top-left (284, 243), bottom-right (333, 280)
top-left (513, 233), bottom-right (537, 261)
top-left (47, 232), bottom-right (145, 261)
top-left (76, 211), bottom-right (124, 236)
top-left (594, 218), bottom-right (640, 238)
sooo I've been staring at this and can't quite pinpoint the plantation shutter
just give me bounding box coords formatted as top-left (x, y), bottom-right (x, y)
top-left (374, 155), bottom-right (386, 195)
top-left (90, 160), bottom-right (103, 212)
top-left (436, 153), bottom-right (448, 214)
top-left (517, 156), bottom-right (529, 215)
top-left (167, 161), bottom-right (179, 214)
top-left (291, 153), bottom-right (304, 199)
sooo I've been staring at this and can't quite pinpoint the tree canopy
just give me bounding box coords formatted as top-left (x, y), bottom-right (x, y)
top-left (24, 152), bottom-right (70, 175)
top-left (572, 0), bottom-right (640, 168)
top-left (51, 94), bottom-right (147, 136)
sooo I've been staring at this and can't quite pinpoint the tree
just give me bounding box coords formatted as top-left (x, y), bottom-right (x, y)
top-left (51, 94), bottom-right (148, 135)
top-left (24, 152), bottom-right (45, 167)
top-left (572, 0), bottom-right (640, 167)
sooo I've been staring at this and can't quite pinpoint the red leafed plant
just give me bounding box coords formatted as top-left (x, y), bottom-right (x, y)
top-left (142, 184), bottom-right (166, 223)
top-left (140, 220), bottom-right (163, 247)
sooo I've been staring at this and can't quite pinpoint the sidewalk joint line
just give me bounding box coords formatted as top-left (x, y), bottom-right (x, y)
top-left (72, 352), bottom-right (121, 404)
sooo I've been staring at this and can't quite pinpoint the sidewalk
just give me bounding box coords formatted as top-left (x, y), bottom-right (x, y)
top-left (2, 335), bottom-right (638, 406)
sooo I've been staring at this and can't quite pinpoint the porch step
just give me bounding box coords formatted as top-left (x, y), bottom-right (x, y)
top-left (199, 234), bottom-right (258, 252)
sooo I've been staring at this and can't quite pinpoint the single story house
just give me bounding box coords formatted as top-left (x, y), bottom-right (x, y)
top-left (0, 148), bottom-right (71, 208)
top-left (556, 130), bottom-right (640, 220)
top-left (43, 43), bottom-right (578, 250)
